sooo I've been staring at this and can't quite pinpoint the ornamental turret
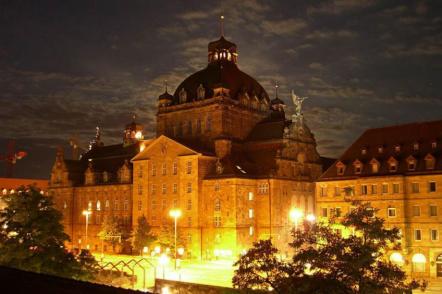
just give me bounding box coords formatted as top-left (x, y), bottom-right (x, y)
top-left (123, 115), bottom-right (143, 145)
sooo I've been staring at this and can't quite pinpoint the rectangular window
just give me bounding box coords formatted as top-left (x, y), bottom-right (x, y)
top-left (162, 199), bottom-right (167, 210)
top-left (412, 205), bottom-right (421, 217)
top-left (173, 183), bottom-right (177, 193)
top-left (320, 186), bottom-right (327, 197)
top-left (162, 184), bottom-right (167, 194)
top-left (429, 181), bottom-right (437, 192)
top-left (138, 200), bottom-right (142, 211)
top-left (151, 184), bottom-right (156, 195)
top-left (344, 186), bottom-right (354, 196)
top-left (388, 207), bottom-right (396, 217)
top-left (249, 209), bottom-right (254, 218)
top-left (187, 199), bottom-right (192, 210)
top-left (123, 200), bottom-right (129, 211)
top-left (214, 216), bottom-right (221, 227)
top-left (186, 161), bottom-right (192, 174)
top-left (138, 166), bottom-right (143, 178)
top-left (173, 162), bottom-right (178, 175)
top-left (393, 183), bottom-right (400, 194)
top-left (249, 226), bottom-right (254, 236)
top-left (114, 200), bottom-right (119, 210)
top-left (334, 186), bottom-right (341, 196)
top-left (138, 184), bottom-right (143, 195)
top-left (431, 229), bottom-right (438, 241)
top-left (335, 207), bottom-right (342, 217)
top-left (187, 216), bottom-right (192, 227)
top-left (361, 185), bottom-right (368, 195)
top-left (371, 184), bottom-right (377, 194)
top-left (382, 183), bottom-right (388, 194)
top-left (430, 205), bottom-right (438, 217)
top-left (187, 183), bottom-right (192, 193)
top-left (414, 229), bottom-right (422, 241)
top-left (162, 163), bottom-right (167, 175)
top-left (151, 164), bottom-right (156, 176)
top-left (411, 182), bottom-right (420, 193)
top-left (322, 208), bottom-right (328, 217)
top-left (151, 200), bottom-right (157, 210)
top-left (248, 192), bottom-right (254, 201)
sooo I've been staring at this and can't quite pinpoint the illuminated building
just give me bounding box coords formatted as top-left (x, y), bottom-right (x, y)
top-left (49, 29), bottom-right (330, 258)
top-left (316, 120), bottom-right (442, 279)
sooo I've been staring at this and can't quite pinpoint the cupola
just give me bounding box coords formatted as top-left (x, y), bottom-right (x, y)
top-left (124, 115), bottom-right (143, 145)
top-left (158, 82), bottom-right (173, 107)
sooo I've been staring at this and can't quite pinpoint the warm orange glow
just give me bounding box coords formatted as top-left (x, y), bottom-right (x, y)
top-left (289, 208), bottom-right (303, 222)
top-left (169, 209), bottom-right (182, 218)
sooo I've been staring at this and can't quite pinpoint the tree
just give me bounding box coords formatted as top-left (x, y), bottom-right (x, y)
top-left (0, 186), bottom-right (95, 280)
top-left (98, 216), bottom-right (120, 253)
top-left (133, 216), bottom-right (157, 255)
top-left (233, 202), bottom-right (425, 293)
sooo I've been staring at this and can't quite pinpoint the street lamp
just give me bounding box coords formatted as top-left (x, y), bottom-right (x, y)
top-left (306, 213), bottom-right (316, 223)
top-left (82, 210), bottom-right (92, 250)
top-left (159, 253), bottom-right (169, 279)
top-left (289, 208), bottom-right (303, 231)
top-left (169, 208), bottom-right (182, 270)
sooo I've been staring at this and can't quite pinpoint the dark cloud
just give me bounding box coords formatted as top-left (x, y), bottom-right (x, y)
top-left (0, 0), bottom-right (441, 178)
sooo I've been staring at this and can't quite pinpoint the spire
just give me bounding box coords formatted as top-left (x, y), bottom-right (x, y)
top-left (220, 15), bottom-right (225, 37)
top-left (164, 80), bottom-right (168, 93)
top-left (132, 114), bottom-right (136, 122)
top-left (274, 81), bottom-right (279, 98)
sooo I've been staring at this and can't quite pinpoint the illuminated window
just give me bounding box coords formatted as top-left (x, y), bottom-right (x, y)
top-left (361, 148), bottom-right (367, 155)
top-left (197, 84), bottom-right (205, 99)
top-left (2, 188), bottom-right (7, 195)
top-left (151, 164), bottom-right (156, 176)
top-left (425, 154), bottom-right (435, 170)
top-left (382, 183), bottom-right (388, 194)
top-left (162, 163), bottom-right (166, 175)
top-left (215, 182), bottom-right (220, 191)
top-left (361, 185), bottom-right (368, 195)
top-left (214, 216), bottom-right (221, 227)
top-left (249, 209), bottom-right (254, 218)
top-left (387, 207), bottom-right (396, 217)
top-left (63, 201), bottom-right (67, 209)
top-left (105, 200), bottom-right (110, 209)
top-left (320, 186), bottom-right (327, 197)
top-left (394, 145), bottom-right (401, 152)
top-left (378, 146), bottom-right (383, 154)
top-left (393, 183), bottom-right (400, 194)
top-left (114, 200), bottom-right (119, 210)
top-left (334, 186), bottom-right (341, 196)
top-left (173, 183), bottom-right (177, 193)
top-left (248, 192), bottom-right (254, 200)
top-left (88, 201), bottom-right (92, 210)
top-left (412, 253), bottom-right (426, 272)
top-left (353, 160), bottom-right (363, 174)
top-left (390, 252), bottom-right (404, 266)
top-left (187, 183), bottom-right (192, 193)
top-left (137, 200), bottom-right (142, 211)
top-left (96, 200), bottom-right (101, 211)
top-left (432, 141), bottom-right (437, 149)
top-left (249, 226), bottom-right (254, 236)
top-left (336, 162), bottom-right (345, 175)
top-left (413, 142), bottom-right (419, 151)
top-left (173, 161), bottom-right (178, 175)
top-left (187, 199), bottom-right (192, 210)
top-left (412, 205), bottom-right (421, 217)
top-left (371, 184), bottom-right (377, 194)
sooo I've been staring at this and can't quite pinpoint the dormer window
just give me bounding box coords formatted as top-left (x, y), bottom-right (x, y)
top-left (197, 84), bottom-right (205, 99)
top-left (353, 160), bottom-right (363, 175)
top-left (394, 145), bottom-right (401, 153)
top-left (370, 158), bottom-right (380, 173)
top-left (425, 154), bottom-right (435, 170)
top-left (388, 157), bottom-right (398, 172)
top-left (378, 146), bottom-right (384, 154)
top-left (413, 142), bottom-right (419, 151)
top-left (361, 148), bottom-right (367, 155)
top-left (432, 141), bottom-right (437, 149)
top-left (179, 88), bottom-right (187, 103)
top-left (336, 161), bottom-right (346, 176)
top-left (407, 156), bottom-right (417, 171)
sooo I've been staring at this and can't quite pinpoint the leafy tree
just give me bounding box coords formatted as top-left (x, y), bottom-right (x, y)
top-left (117, 217), bottom-right (132, 254)
top-left (156, 224), bottom-right (185, 255)
top-left (98, 215), bottom-right (121, 253)
top-left (233, 202), bottom-right (425, 294)
top-left (133, 216), bottom-right (157, 255)
top-left (0, 186), bottom-right (95, 280)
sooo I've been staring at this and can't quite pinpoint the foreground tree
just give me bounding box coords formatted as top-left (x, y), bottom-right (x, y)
top-left (98, 216), bottom-right (121, 253)
top-left (132, 216), bottom-right (157, 255)
top-left (0, 186), bottom-right (95, 280)
top-left (233, 202), bottom-right (424, 293)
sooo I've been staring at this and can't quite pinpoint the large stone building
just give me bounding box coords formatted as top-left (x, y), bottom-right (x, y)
top-left (49, 32), bottom-right (327, 259)
top-left (316, 120), bottom-right (442, 279)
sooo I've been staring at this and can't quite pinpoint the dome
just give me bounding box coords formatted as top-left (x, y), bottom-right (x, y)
top-left (208, 36), bottom-right (237, 53)
top-left (173, 58), bottom-right (269, 104)
top-left (159, 90), bottom-right (173, 101)
top-left (271, 97), bottom-right (285, 106)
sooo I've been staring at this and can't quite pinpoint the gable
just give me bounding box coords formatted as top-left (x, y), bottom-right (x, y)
top-left (131, 135), bottom-right (200, 162)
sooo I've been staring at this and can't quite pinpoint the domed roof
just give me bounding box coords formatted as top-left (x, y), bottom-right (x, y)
top-left (271, 97), bottom-right (285, 105)
top-left (159, 90), bottom-right (173, 101)
top-left (173, 60), bottom-right (269, 103)
top-left (208, 36), bottom-right (237, 52)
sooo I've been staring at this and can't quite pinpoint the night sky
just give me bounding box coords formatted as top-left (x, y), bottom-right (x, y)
top-left (0, 0), bottom-right (441, 179)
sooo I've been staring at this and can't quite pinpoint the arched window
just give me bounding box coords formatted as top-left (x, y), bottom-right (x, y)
top-left (96, 200), bottom-right (101, 211)
top-left (197, 84), bottom-right (205, 99)
top-left (425, 154), bottom-right (435, 170)
top-left (412, 253), bottom-right (426, 272)
top-left (389, 252), bottom-right (404, 266)
top-left (179, 88), bottom-right (187, 103)
top-left (2, 188), bottom-right (7, 195)
top-left (214, 199), bottom-right (221, 211)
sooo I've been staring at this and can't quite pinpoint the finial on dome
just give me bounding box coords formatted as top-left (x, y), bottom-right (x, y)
top-left (164, 80), bottom-right (168, 93)
top-left (220, 15), bottom-right (225, 37)
top-left (274, 81), bottom-right (279, 98)
top-left (132, 114), bottom-right (136, 122)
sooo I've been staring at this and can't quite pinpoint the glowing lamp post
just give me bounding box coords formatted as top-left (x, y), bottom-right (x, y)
top-left (169, 209), bottom-right (182, 270)
top-left (289, 208), bottom-right (303, 231)
top-left (159, 253), bottom-right (169, 279)
top-left (82, 210), bottom-right (92, 250)
top-left (306, 213), bottom-right (316, 224)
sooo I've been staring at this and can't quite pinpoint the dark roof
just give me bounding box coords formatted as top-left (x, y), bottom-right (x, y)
top-left (208, 36), bottom-right (237, 52)
top-left (0, 266), bottom-right (147, 294)
top-left (173, 61), bottom-right (269, 103)
top-left (320, 119), bottom-right (442, 180)
top-left (247, 118), bottom-right (289, 141)
top-left (158, 90), bottom-right (173, 101)
top-left (270, 97), bottom-right (285, 105)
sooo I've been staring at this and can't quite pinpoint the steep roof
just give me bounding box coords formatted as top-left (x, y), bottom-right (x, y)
top-left (319, 120), bottom-right (442, 180)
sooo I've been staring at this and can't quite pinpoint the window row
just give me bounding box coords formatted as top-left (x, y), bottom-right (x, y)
top-left (138, 183), bottom-right (193, 195)
top-left (142, 161), bottom-right (191, 177)
top-left (82, 199), bottom-right (130, 211)
top-left (414, 228), bottom-right (439, 241)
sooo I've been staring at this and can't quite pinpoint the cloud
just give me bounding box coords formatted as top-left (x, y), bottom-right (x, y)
top-left (307, 0), bottom-right (376, 15)
top-left (308, 62), bottom-right (325, 71)
top-left (178, 11), bottom-right (209, 21)
top-left (261, 19), bottom-right (307, 36)
top-left (305, 29), bottom-right (358, 40)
